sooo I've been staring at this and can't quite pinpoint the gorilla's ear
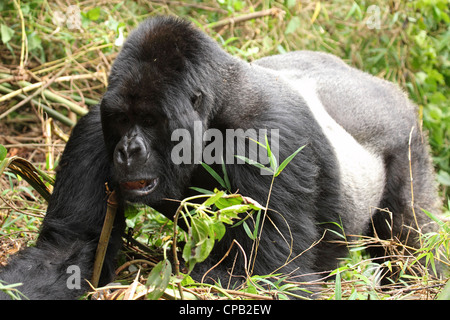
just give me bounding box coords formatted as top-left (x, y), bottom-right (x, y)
top-left (191, 91), bottom-right (203, 110)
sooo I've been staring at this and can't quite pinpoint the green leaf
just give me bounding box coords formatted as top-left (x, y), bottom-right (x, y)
top-left (189, 187), bottom-right (214, 195)
top-left (242, 221), bottom-right (256, 240)
top-left (265, 135), bottom-right (277, 172)
top-left (275, 145), bottom-right (306, 177)
top-left (180, 274), bottom-right (195, 286)
top-left (285, 17), bottom-right (301, 35)
top-left (286, 0), bottom-right (297, 9)
top-left (212, 221), bottom-right (226, 241)
top-left (422, 208), bottom-right (448, 231)
top-left (437, 280), bottom-right (450, 300)
top-left (437, 170), bottom-right (450, 186)
top-left (86, 7), bottom-right (101, 21)
top-left (146, 259), bottom-right (172, 300)
top-left (221, 160), bottom-right (231, 191)
top-left (218, 204), bottom-right (251, 216)
top-left (234, 155), bottom-right (274, 174)
top-left (124, 205), bottom-right (140, 219)
top-left (345, 2), bottom-right (362, 20)
top-left (0, 145), bottom-right (7, 161)
top-left (203, 190), bottom-right (225, 207)
top-left (241, 211), bottom-right (262, 240)
top-left (27, 32), bottom-right (42, 51)
top-left (241, 196), bottom-right (265, 211)
top-left (0, 24), bottom-right (14, 44)
top-left (182, 218), bottom-right (215, 272)
top-left (215, 195), bottom-right (243, 210)
top-left (201, 162), bottom-right (227, 190)
top-left (253, 210), bottom-right (262, 238)
top-left (334, 270), bottom-right (342, 300)
top-left (426, 252), bottom-right (437, 276)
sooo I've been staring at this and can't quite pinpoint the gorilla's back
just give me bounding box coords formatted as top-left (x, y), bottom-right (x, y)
top-left (254, 50), bottom-right (418, 153)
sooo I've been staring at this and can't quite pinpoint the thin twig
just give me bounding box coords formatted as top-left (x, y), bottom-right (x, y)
top-left (250, 174), bottom-right (276, 274)
top-left (207, 8), bottom-right (284, 29)
top-left (172, 205), bottom-right (183, 277)
top-left (13, 0), bottom-right (26, 71)
top-left (408, 126), bottom-right (421, 236)
top-left (0, 84), bottom-right (75, 127)
top-left (0, 72), bottom-right (103, 103)
top-left (115, 259), bottom-right (156, 276)
top-left (270, 229), bottom-right (328, 275)
top-left (0, 67), bottom-right (67, 120)
top-left (0, 195), bottom-right (45, 218)
top-left (201, 239), bottom-right (249, 284)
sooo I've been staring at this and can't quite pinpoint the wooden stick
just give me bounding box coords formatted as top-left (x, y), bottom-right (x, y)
top-left (91, 190), bottom-right (118, 288)
top-left (207, 8), bottom-right (284, 30)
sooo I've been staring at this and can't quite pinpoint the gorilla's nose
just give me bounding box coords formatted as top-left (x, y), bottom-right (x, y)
top-left (114, 134), bottom-right (148, 169)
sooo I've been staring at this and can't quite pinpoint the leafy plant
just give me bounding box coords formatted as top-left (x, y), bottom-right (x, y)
top-left (175, 191), bottom-right (264, 274)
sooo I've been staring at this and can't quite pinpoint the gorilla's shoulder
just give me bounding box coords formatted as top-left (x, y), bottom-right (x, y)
top-left (253, 50), bottom-right (350, 73)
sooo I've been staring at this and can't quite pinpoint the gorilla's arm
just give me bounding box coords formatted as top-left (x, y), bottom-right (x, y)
top-left (0, 106), bottom-right (124, 299)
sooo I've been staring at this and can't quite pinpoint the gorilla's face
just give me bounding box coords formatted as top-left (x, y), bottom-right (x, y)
top-left (99, 17), bottom-right (220, 206)
top-left (100, 61), bottom-right (203, 206)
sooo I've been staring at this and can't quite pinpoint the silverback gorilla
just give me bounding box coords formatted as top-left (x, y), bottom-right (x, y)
top-left (0, 16), bottom-right (440, 299)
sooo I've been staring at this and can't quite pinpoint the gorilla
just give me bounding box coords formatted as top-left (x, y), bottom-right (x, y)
top-left (0, 16), bottom-right (440, 299)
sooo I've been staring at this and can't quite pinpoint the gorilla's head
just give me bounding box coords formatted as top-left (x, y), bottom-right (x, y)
top-left (100, 17), bottom-right (231, 205)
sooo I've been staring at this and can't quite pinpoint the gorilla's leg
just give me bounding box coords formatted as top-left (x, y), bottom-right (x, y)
top-left (369, 128), bottom-right (440, 275)
top-left (0, 106), bottom-right (124, 299)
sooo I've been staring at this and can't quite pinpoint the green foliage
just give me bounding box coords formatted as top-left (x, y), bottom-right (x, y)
top-left (324, 211), bottom-right (450, 300)
top-left (177, 190), bottom-right (264, 273)
top-left (437, 280), bottom-right (450, 300)
top-left (145, 259), bottom-right (172, 300)
top-left (235, 135), bottom-right (306, 178)
top-left (122, 189), bottom-right (266, 298)
top-left (0, 280), bottom-right (27, 300)
top-left (200, 162), bottom-right (231, 192)
top-left (0, 24), bottom-right (14, 44)
top-left (242, 274), bottom-right (309, 300)
top-left (124, 205), bottom-right (178, 250)
top-left (0, 145), bottom-right (7, 161)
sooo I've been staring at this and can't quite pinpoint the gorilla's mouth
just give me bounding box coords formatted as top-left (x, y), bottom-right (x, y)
top-left (120, 178), bottom-right (159, 195)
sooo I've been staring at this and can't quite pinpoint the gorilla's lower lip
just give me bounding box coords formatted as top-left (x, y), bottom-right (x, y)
top-left (120, 178), bottom-right (159, 195)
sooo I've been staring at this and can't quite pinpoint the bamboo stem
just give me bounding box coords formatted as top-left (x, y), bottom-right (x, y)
top-left (13, 0), bottom-right (27, 71)
top-left (91, 190), bottom-right (118, 288)
top-left (0, 84), bottom-right (75, 127)
top-left (0, 73), bottom-right (88, 116)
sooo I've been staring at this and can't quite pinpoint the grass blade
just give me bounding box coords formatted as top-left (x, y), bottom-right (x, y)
top-left (201, 162), bottom-right (226, 190)
top-left (275, 145), bottom-right (306, 177)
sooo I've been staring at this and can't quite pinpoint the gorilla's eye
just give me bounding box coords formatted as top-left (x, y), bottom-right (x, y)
top-left (142, 117), bottom-right (157, 127)
top-left (190, 91), bottom-right (202, 108)
top-left (116, 113), bottom-right (129, 125)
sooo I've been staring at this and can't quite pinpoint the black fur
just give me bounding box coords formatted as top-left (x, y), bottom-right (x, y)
top-left (0, 16), bottom-right (439, 299)
top-left (0, 107), bottom-right (124, 299)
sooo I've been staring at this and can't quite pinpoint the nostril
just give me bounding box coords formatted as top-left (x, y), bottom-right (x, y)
top-left (114, 145), bottom-right (127, 165)
top-left (114, 135), bottom-right (147, 168)
top-left (128, 143), bottom-right (142, 157)
top-left (119, 147), bottom-right (127, 162)
top-left (128, 139), bottom-right (145, 159)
